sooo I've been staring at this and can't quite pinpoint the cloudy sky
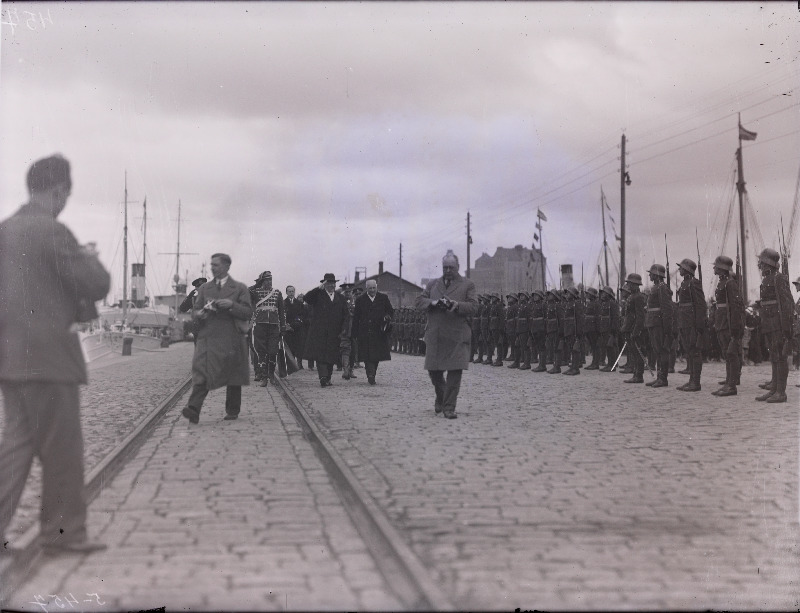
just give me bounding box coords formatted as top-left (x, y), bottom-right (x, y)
top-left (1, 1), bottom-right (798, 303)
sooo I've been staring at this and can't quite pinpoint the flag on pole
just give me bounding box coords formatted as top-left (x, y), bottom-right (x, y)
top-left (535, 222), bottom-right (542, 231)
top-left (739, 123), bottom-right (757, 141)
top-left (537, 209), bottom-right (547, 221)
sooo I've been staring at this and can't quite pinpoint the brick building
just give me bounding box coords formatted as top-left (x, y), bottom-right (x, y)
top-left (470, 244), bottom-right (546, 295)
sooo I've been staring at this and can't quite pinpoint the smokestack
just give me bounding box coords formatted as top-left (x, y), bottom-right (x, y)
top-left (354, 271), bottom-right (360, 282)
top-left (379, 261), bottom-right (384, 275)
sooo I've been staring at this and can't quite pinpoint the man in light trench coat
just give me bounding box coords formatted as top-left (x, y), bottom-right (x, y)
top-left (182, 253), bottom-right (252, 423)
top-left (415, 250), bottom-right (477, 419)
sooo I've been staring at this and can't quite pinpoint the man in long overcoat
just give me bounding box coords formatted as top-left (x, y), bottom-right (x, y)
top-left (182, 253), bottom-right (252, 422)
top-left (352, 279), bottom-right (394, 385)
top-left (0, 154), bottom-right (111, 553)
top-left (415, 250), bottom-right (477, 419)
top-left (303, 273), bottom-right (351, 387)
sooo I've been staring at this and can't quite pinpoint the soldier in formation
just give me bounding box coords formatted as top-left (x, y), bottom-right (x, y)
top-left (755, 248), bottom-right (793, 403)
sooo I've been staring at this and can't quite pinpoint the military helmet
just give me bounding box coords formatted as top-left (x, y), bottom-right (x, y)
top-left (601, 285), bottom-right (616, 299)
top-left (757, 248), bottom-right (780, 269)
top-left (518, 291), bottom-right (530, 300)
top-left (625, 273), bottom-right (643, 286)
top-left (677, 258), bottom-right (697, 275)
top-left (586, 287), bottom-right (599, 297)
top-left (506, 293), bottom-right (518, 302)
top-left (713, 255), bottom-right (733, 272)
top-left (566, 286), bottom-right (580, 299)
top-left (648, 263), bottom-right (666, 278)
top-left (532, 289), bottom-right (545, 300)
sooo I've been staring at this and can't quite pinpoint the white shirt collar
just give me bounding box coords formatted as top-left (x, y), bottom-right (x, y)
top-left (216, 276), bottom-right (229, 287)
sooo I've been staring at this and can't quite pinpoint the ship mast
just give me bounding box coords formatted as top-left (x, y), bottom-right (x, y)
top-left (123, 172), bottom-right (128, 324)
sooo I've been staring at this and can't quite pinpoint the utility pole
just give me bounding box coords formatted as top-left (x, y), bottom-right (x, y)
top-left (601, 187), bottom-right (610, 288)
top-left (123, 171), bottom-right (128, 324)
top-left (466, 211), bottom-right (472, 279)
top-left (736, 112), bottom-right (749, 301)
top-left (398, 243), bottom-right (403, 307)
top-left (620, 133), bottom-right (627, 287)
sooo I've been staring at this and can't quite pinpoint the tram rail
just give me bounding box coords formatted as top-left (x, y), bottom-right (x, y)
top-left (0, 376), bottom-right (193, 600)
top-left (3, 374), bottom-right (454, 610)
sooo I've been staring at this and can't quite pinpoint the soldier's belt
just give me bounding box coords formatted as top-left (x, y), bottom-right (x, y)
top-left (760, 300), bottom-right (778, 305)
top-left (716, 304), bottom-right (728, 308)
top-left (647, 308), bottom-right (661, 312)
top-left (531, 317), bottom-right (545, 321)
top-left (679, 303), bottom-right (693, 308)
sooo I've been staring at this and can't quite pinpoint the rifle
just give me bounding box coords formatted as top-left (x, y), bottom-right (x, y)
top-left (610, 340), bottom-right (627, 371)
top-left (780, 215), bottom-right (790, 276)
top-left (664, 233), bottom-right (670, 290)
top-left (695, 227), bottom-right (703, 286)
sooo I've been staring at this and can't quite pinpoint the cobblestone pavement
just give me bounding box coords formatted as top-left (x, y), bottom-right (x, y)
top-left (1, 343), bottom-right (196, 542)
top-left (5, 381), bottom-right (402, 611)
top-left (283, 355), bottom-right (800, 611)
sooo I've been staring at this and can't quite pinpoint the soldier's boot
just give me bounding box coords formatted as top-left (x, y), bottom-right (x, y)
top-left (493, 344), bottom-right (504, 366)
top-left (547, 354), bottom-right (562, 373)
top-left (766, 361), bottom-right (789, 403)
top-left (624, 372), bottom-right (644, 383)
top-left (508, 346), bottom-right (520, 368)
top-left (677, 355), bottom-right (693, 386)
top-left (519, 347), bottom-right (531, 370)
top-left (756, 363), bottom-right (778, 401)
top-left (651, 367), bottom-right (668, 388)
top-left (563, 351), bottom-right (581, 375)
top-left (681, 358), bottom-right (702, 392)
top-left (533, 351), bottom-right (548, 371)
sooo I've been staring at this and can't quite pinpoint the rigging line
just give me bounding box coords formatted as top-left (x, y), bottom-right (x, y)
top-left (628, 93), bottom-right (796, 156)
top-left (744, 193), bottom-right (766, 255)
top-left (748, 127), bottom-right (800, 149)
top-left (467, 143), bottom-right (620, 218)
top-left (623, 66), bottom-right (797, 138)
top-left (703, 163), bottom-right (738, 259)
top-left (630, 125), bottom-right (738, 168)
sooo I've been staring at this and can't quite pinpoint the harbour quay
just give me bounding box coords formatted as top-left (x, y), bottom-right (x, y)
top-left (1, 348), bottom-right (798, 611)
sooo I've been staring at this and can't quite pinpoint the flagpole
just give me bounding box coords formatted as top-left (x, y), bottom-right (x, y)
top-left (538, 209), bottom-right (546, 291)
top-left (736, 112), bottom-right (749, 302)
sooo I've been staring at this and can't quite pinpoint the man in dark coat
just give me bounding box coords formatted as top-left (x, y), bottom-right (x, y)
top-left (303, 273), bottom-right (351, 387)
top-left (352, 279), bottom-right (394, 385)
top-left (0, 154), bottom-right (110, 554)
top-left (415, 250), bottom-right (477, 420)
top-left (182, 253), bottom-right (252, 422)
top-left (284, 285), bottom-right (306, 370)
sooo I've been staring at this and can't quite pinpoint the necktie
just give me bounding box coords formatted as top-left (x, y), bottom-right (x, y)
top-left (217, 280), bottom-right (221, 290)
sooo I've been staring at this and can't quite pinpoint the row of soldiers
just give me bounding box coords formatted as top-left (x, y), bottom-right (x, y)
top-left (467, 247), bottom-right (797, 403)
top-left (391, 307), bottom-right (427, 355)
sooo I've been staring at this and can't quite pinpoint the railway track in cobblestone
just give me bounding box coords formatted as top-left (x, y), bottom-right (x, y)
top-left (273, 377), bottom-right (454, 610)
top-left (3, 373), bottom-right (454, 611)
top-left (0, 376), bottom-right (193, 600)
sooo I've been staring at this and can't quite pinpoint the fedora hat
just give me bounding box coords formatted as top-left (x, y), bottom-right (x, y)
top-left (320, 273), bottom-right (339, 283)
top-left (191, 277), bottom-right (208, 288)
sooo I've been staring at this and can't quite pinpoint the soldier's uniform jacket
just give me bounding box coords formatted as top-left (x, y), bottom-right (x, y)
top-left (249, 285), bottom-right (286, 328)
top-left (417, 310), bottom-right (427, 339)
top-left (489, 300), bottom-right (505, 332)
top-left (644, 282), bottom-right (673, 333)
top-left (714, 276), bottom-right (744, 333)
top-left (505, 301), bottom-right (518, 337)
top-left (759, 272), bottom-right (793, 335)
top-left (562, 297), bottom-right (584, 337)
top-left (545, 295), bottom-right (561, 335)
top-left (529, 298), bottom-right (546, 335)
top-left (516, 300), bottom-right (531, 336)
top-left (624, 292), bottom-right (646, 337)
top-left (584, 297), bottom-right (599, 334)
top-left (472, 302), bottom-right (484, 335)
top-left (676, 276), bottom-right (706, 331)
top-left (598, 298), bottom-right (619, 333)
top-left (618, 295), bottom-right (629, 333)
